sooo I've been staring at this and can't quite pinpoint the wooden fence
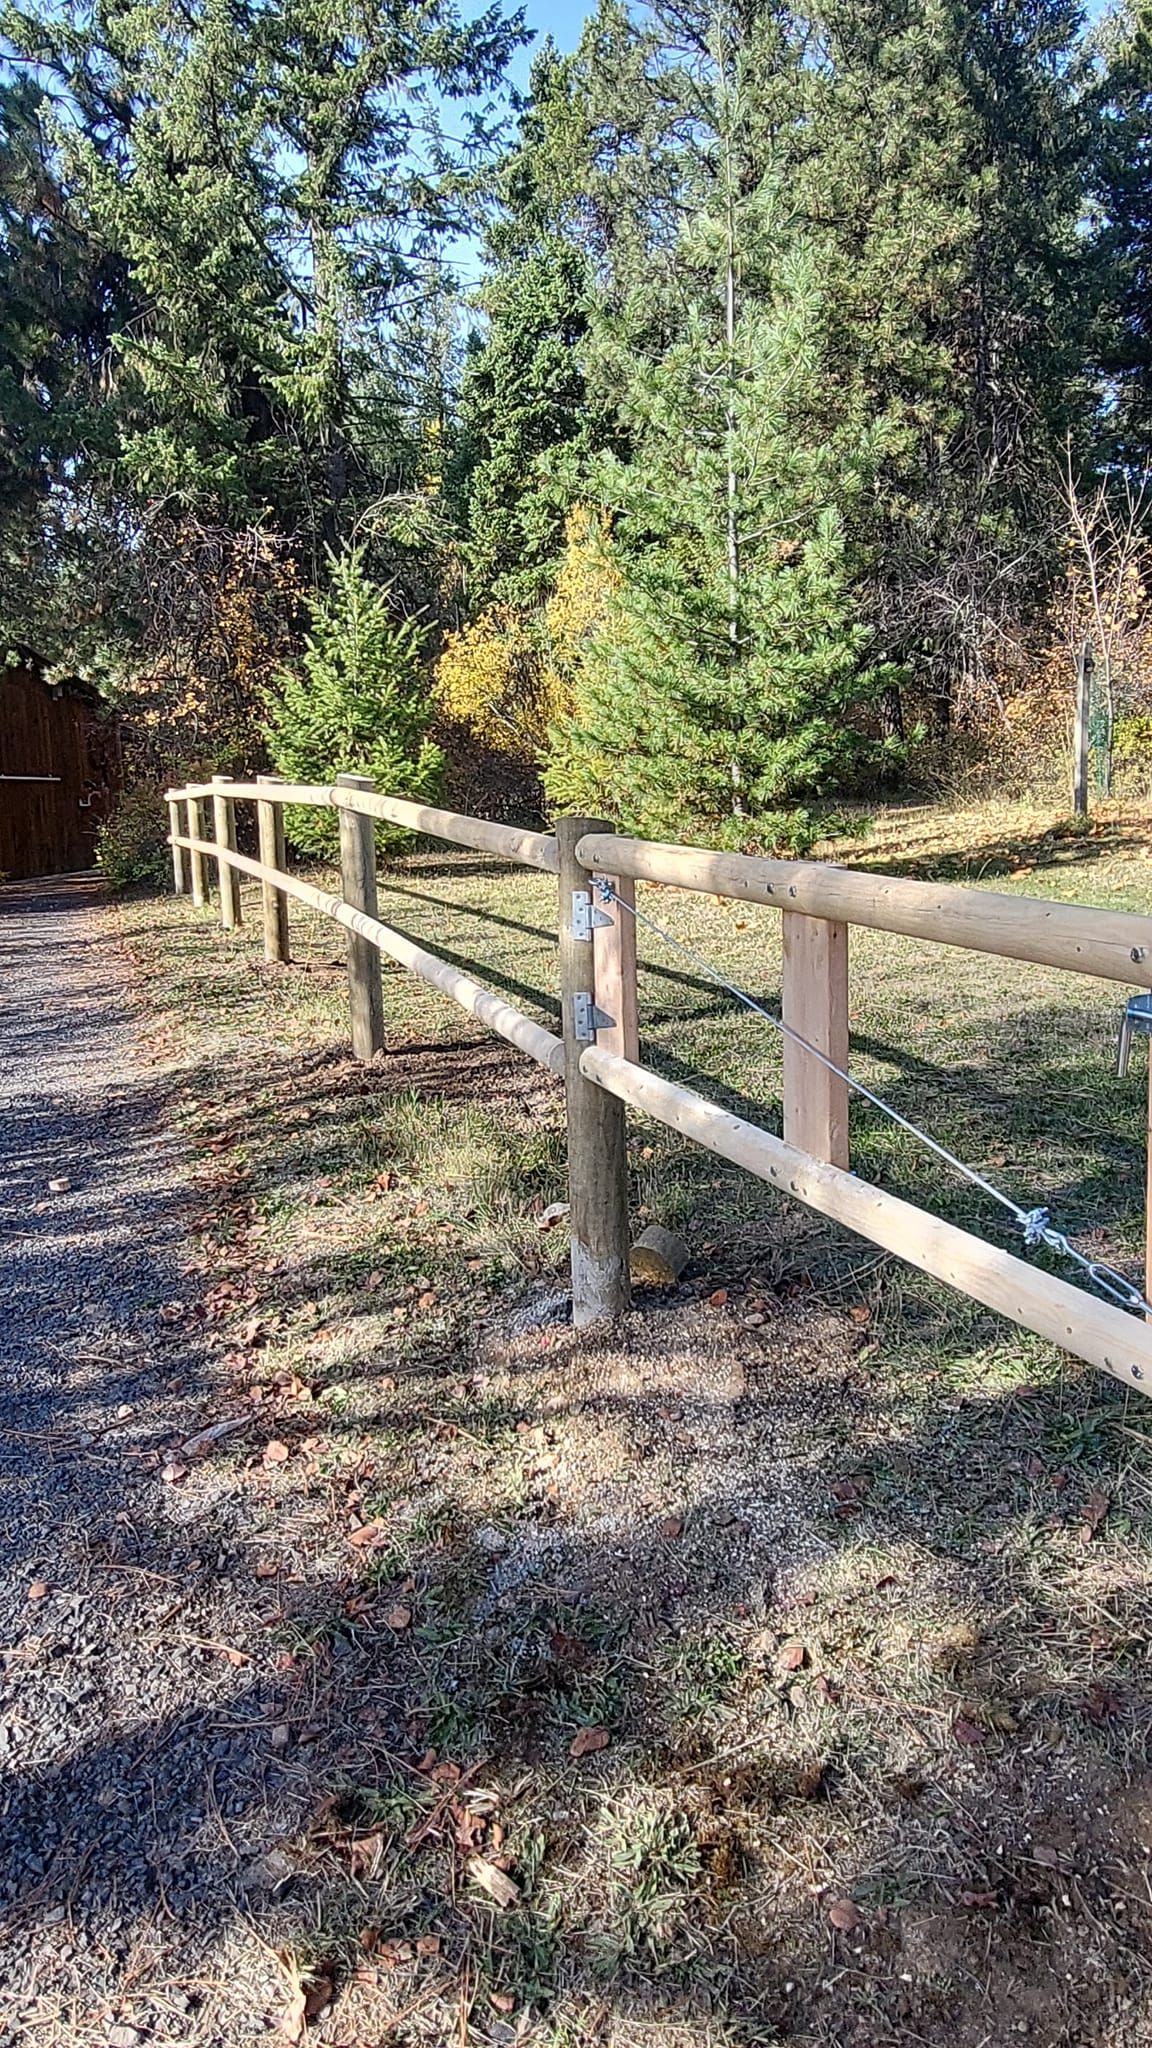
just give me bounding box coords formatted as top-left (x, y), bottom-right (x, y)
top-left (165, 774), bottom-right (1152, 1395)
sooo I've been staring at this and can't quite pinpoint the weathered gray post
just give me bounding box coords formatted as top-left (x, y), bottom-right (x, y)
top-left (557, 815), bottom-right (631, 1327)
top-left (336, 773), bottom-right (385, 1059)
top-left (256, 774), bottom-right (290, 964)
top-left (211, 775), bottom-right (242, 929)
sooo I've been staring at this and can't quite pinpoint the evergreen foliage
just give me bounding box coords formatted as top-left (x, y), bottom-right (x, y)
top-left (0, 0), bottom-right (1149, 824)
top-left (268, 547), bottom-right (442, 854)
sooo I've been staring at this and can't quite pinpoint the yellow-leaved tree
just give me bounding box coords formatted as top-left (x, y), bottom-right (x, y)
top-left (436, 508), bottom-right (617, 767)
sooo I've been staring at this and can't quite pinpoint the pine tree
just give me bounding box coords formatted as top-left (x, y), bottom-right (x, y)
top-left (1096, 0), bottom-right (1152, 456)
top-left (268, 546), bottom-right (442, 855)
top-left (452, 45), bottom-right (609, 610)
top-left (546, 106), bottom-right (903, 843)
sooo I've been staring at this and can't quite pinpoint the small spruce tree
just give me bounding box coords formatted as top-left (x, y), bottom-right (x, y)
top-left (268, 546), bottom-right (441, 856)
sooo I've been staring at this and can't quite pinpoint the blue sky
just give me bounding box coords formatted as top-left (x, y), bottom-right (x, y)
top-left (508, 0), bottom-right (589, 87)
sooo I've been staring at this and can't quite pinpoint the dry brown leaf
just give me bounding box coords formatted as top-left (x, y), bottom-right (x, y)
top-left (706, 1288), bottom-right (729, 1309)
top-left (490, 1992), bottom-right (516, 2013)
top-left (467, 1855), bottom-right (521, 1909)
top-left (263, 1439), bottom-right (291, 1466)
top-left (569, 1724), bottom-right (610, 1758)
top-left (660, 1515), bottom-right (684, 1540)
top-left (953, 1715), bottom-right (985, 1746)
top-left (827, 1897), bottom-right (862, 1933)
top-left (303, 1970), bottom-right (333, 2022)
top-left (27, 1579), bottom-right (49, 1602)
top-left (385, 1604), bottom-right (412, 1630)
top-left (1081, 1488), bottom-right (1110, 1538)
top-left (778, 1639), bottom-right (807, 1673)
top-left (348, 1519), bottom-right (386, 1548)
top-left (415, 1934), bottom-right (441, 1956)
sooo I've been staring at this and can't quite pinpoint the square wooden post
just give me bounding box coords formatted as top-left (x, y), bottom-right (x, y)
top-left (256, 774), bottom-right (290, 964)
top-left (592, 868), bottom-right (640, 1063)
top-left (557, 816), bottom-right (631, 1327)
top-left (336, 773), bottom-right (385, 1059)
top-left (781, 913), bottom-right (850, 1169)
top-left (188, 796), bottom-right (208, 907)
top-left (211, 775), bottom-right (242, 929)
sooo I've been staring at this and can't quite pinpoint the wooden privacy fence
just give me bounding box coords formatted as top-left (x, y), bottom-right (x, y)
top-left (165, 774), bottom-right (1152, 1395)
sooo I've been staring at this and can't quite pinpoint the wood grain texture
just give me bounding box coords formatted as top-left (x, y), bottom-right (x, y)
top-left (581, 1046), bottom-right (1152, 1392)
top-left (557, 816), bottom-right (631, 1327)
top-left (782, 914), bottom-right (849, 1169)
top-left (576, 832), bottom-right (1152, 988)
top-left (336, 773), bottom-right (385, 1059)
top-left (256, 775), bottom-right (290, 964)
top-left (210, 777), bottom-right (242, 928)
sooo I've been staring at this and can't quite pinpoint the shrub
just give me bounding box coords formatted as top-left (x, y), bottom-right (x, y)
top-left (96, 786), bottom-right (172, 892)
top-left (267, 546), bottom-right (442, 857)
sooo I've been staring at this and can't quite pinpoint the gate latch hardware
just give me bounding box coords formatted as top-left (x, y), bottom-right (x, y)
top-left (571, 889), bottom-right (613, 942)
top-left (572, 992), bottom-right (615, 1041)
top-left (1117, 991), bottom-right (1152, 1076)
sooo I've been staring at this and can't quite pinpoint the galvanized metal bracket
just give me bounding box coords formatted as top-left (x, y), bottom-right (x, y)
top-left (1117, 991), bottom-right (1152, 1076)
top-left (572, 992), bottom-right (615, 1042)
top-left (571, 889), bottom-right (613, 942)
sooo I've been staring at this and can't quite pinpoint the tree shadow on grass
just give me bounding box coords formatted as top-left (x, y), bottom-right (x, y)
top-left (840, 811), bottom-right (1152, 886)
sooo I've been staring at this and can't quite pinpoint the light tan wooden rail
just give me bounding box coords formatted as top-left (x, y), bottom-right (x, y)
top-left (171, 831), bottom-right (565, 1076)
top-left (575, 832), bottom-right (1152, 989)
top-left (171, 781), bottom-right (559, 873)
top-left (165, 777), bottom-right (1152, 1376)
top-left (580, 1046), bottom-right (1152, 1388)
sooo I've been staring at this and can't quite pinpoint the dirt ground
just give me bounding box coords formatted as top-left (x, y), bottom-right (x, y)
top-left (7, 830), bottom-right (1152, 2047)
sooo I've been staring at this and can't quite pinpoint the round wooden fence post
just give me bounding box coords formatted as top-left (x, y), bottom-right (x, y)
top-left (336, 773), bottom-right (385, 1059)
top-left (188, 797), bottom-right (208, 907)
top-left (211, 775), bottom-right (242, 929)
top-left (168, 798), bottom-right (188, 894)
top-left (557, 815), bottom-right (631, 1328)
top-left (256, 774), bottom-right (290, 964)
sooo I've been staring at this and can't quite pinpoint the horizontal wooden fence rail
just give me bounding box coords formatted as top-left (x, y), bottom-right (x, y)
top-left (176, 781), bottom-right (559, 874)
top-left (575, 832), bottom-right (1152, 988)
top-left (580, 1047), bottom-right (1152, 1390)
top-left (170, 829), bottom-right (566, 1076)
top-left (164, 776), bottom-right (1152, 1386)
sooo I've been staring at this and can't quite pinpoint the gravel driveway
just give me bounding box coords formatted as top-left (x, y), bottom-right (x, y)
top-left (0, 878), bottom-right (307, 2044)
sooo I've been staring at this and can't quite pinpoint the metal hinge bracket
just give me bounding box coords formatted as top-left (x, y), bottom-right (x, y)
top-left (1117, 990), bottom-right (1152, 1076)
top-left (571, 889), bottom-right (613, 942)
top-left (572, 992), bottom-right (615, 1041)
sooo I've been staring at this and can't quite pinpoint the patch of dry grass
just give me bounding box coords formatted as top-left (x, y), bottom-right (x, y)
top-left (94, 797), bottom-right (1152, 2047)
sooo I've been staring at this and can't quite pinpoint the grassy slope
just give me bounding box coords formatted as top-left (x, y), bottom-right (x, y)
top-left (114, 792), bottom-right (1152, 2048)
